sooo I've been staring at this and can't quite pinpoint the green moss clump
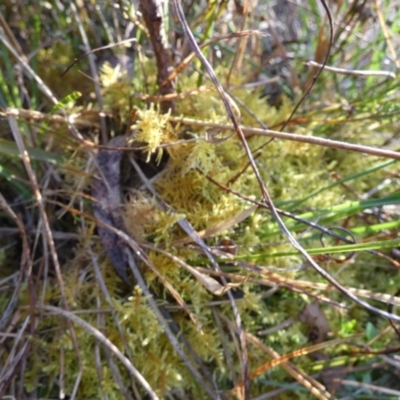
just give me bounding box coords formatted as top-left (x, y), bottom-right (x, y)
top-left (8, 53), bottom-right (399, 399)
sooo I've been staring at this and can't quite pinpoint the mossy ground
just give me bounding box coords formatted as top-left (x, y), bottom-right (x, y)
top-left (1, 1), bottom-right (400, 399)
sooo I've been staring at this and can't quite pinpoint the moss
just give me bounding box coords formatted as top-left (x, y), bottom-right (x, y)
top-left (5, 46), bottom-right (398, 399)
top-left (131, 103), bottom-right (174, 161)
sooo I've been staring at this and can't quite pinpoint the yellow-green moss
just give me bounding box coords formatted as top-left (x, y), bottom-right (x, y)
top-left (11, 55), bottom-right (399, 399)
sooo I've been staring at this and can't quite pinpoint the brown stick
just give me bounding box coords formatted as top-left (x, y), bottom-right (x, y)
top-left (139, 0), bottom-right (175, 113)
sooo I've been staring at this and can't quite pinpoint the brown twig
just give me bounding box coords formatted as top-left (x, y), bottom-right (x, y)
top-left (139, 0), bottom-right (175, 113)
top-left (168, 117), bottom-right (400, 161)
top-left (7, 108), bottom-right (400, 161)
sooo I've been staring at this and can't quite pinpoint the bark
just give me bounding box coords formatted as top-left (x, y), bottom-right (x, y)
top-left (139, 0), bottom-right (175, 113)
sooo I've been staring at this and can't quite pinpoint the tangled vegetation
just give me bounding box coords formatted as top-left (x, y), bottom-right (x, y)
top-left (1, 1), bottom-right (400, 399)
